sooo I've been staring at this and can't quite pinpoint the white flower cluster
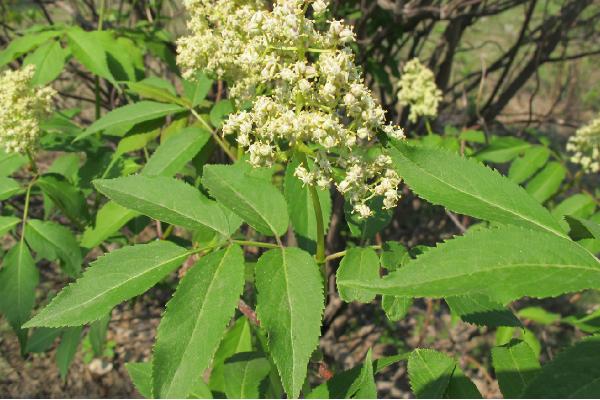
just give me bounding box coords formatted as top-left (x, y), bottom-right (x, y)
top-left (397, 58), bottom-right (442, 123)
top-left (567, 116), bottom-right (600, 173)
top-left (0, 65), bottom-right (55, 154)
top-left (178, 0), bottom-right (405, 218)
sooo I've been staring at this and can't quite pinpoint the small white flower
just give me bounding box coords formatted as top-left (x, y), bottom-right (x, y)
top-left (397, 58), bottom-right (442, 123)
top-left (567, 116), bottom-right (600, 174)
top-left (0, 65), bottom-right (55, 154)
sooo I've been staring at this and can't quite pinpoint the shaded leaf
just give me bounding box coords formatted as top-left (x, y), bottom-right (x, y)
top-left (408, 349), bottom-right (455, 398)
top-left (0, 242), bottom-right (39, 350)
top-left (336, 247), bottom-right (379, 303)
top-left (492, 339), bottom-right (540, 398)
top-left (126, 362), bottom-right (153, 398)
top-left (445, 294), bottom-right (521, 328)
top-left (223, 352), bottom-right (271, 399)
top-left (25, 219), bottom-right (82, 277)
top-left (56, 326), bottom-right (83, 381)
top-left (508, 146), bottom-right (549, 184)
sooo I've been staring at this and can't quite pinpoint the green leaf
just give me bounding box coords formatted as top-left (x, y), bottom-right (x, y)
top-left (56, 326), bottom-right (83, 381)
top-left (126, 362), bottom-right (153, 398)
top-left (0, 177), bottom-right (21, 200)
top-left (445, 294), bottom-right (521, 328)
top-left (0, 216), bottom-right (19, 236)
top-left (517, 306), bottom-right (560, 325)
top-left (143, 127), bottom-right (211, 177)
top-left (126, 79), bottom-right (186, 106)
top-left (389, 141), bottom-right (566, 238)
top-left (80, 202), bottom-right (138, 248)
top-left (25, 219), bottom-right (82, 278)
top-left (563, 309), bottom-right (600, 333)
top-left (0, 30), bottom-right (60, 67)
top-left (94, 175), bottom-right (238, 237)
top-left (492, 339), bottom-right (540, 398)
top-left (523, 336), bottom-right (600, 398)
top-left (66, 28), bottom-right (116, 84)
top-left (23, 39), bottom-right (70, 85)
top-left (408, 349), bottom-right (455, 398)
top-left (445, 366), bottom-right (481, 398)
top-left (525, 162), bottom-right (566, 203)
top-left (36, 174), bottom-right (89, 224)
top-left (255, 248), bottom-right (324, 398)
top-left (209, 100), bottom-right (233, 128)
top-left (348, 349), bottom-right (377, 398)
top-left (114, 130), bottom-right (160, 158)
top-left (89, 313), bottom-right (111, 357)
top-left (284, 157), bottom-right (331, 248)
top-left (380, 241), bottom-right (410, 271)
top-left (382, 296), bottom-right (412, 321)
top-left (340, 225), bottom-right (600, 303)
top-left (508, 146), bottom-right (550, 184)
top-left (345, 197), bottom-right (393, 240)
top-left (183, 73), bottom-right (213, 107)
top-left (0, 150), bottom-right (26, 176)
top-left (223, 352), bottom-right (271, 399)
top-left (336, 247), bottom-right (380, 303)
top-left (209, 316), bottom-right (253, 393)
top-left (552, 194), bottom-right (597, 219)
top-left (203, 164), bottom-right (289, 237)
top-left (26, 327), bottom-right (62, 353)
top-left (24, 241), bottom-right (189, 328)
top-left (76, 101), bottom-right (186, 141)
top-left (307, 353), bottom-right (409, 399)
top-left (566, 215), bottom-right (600, 241)
top-left (475, 136), bottom-right (530, 163)
top-left (153, 245), bottom-right (245, 398)
top-left (0, 242), bottom-right (39, 350)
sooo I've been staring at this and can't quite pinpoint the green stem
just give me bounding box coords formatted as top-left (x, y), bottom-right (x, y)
top-left (324, 245), bottom-right (382, 263)
top-left (296, 151), bottom-right (326, 264)
top-left (26, 150), bottom-right (38, 174)
top-left (19, 178), bottom-right (36, 246)
top-left (231, 240), bottom-right (280, 249)
top-left (425, 119), bottom-right (433, 135)
top-left (190, 108), bottom-right (237, 161)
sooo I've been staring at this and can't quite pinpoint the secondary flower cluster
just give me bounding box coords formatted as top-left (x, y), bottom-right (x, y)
top-left (567, 116), bottom-right (600, 173)
top-left (0, 65), bottom-right (55, 154)
top-left (178, 0), bottom-right (405, 218)
top-left (397, 58), bottom-right (442, 123)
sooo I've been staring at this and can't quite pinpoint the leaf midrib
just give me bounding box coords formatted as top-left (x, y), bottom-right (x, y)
top-left (397, 148), bottom-right (565, 238)
top-left (210, 173), bottom-right (280, 237)
top-left (345, 262), bottom-right (600, 291)
top-left (100, 183), bottom-right (228, 236)
top-left (27, 250), bottom-right (187, 327)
